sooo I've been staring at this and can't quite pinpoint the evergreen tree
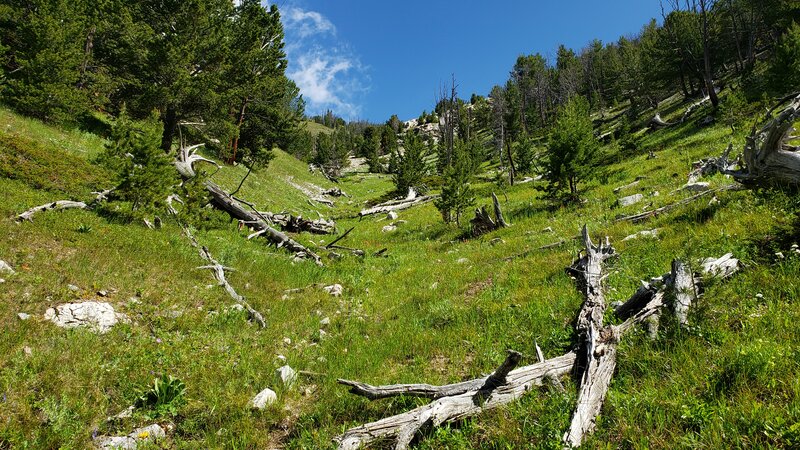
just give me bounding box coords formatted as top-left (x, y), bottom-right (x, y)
top-left (435, 140), bottom-right (476, 225)
top-left (544, 96), bottom-right (598, 202)
top-left (392, 133), bottom-right (427, 197)
top-left (768, 21), bottom-right (800, 93)
top-left (98, 110), bottom-right (177, 216)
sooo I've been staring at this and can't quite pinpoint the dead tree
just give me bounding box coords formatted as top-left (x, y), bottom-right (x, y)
top-left (358, 195), bottom-right (438, 217)
top-left (259, 212), bottom-right (335, 235)
top-left (715, 93), bottom-right (800, 187)
top-left (333, 226), bottom-right (739, 449)
top-left (470, 192), bottom-right (509, 237)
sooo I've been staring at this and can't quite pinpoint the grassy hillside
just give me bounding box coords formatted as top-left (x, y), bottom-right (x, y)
top-left (1, 103), bottom-right (799, 449)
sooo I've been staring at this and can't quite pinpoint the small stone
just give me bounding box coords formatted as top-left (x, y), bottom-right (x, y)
top-left (683, 182), bottom-right (710, 192)
top-left (276, 365), bottom-right (297, 387)
top-left (17, 312), bottom-right (31, 321)
top-left (0, 278), bottom-right (5, 284)
top-left (457, 258), bottom-right (469, 264)
top-left (776, 252), bottom-right (785, 259)
top-left (0, 260), bottom-right (15, 274)
top-left (651, 191), bottom-right (660, 197)
top-left (318, 329), bottom-right (328, 340)
top-left (382, 225), bottom-right (397, 233)
top-left (23, 346), bottom-right (32, 356)
top-left (317, 356), bottom-right (327, 363)
top-left (323, 284), bottom-right (343, 297)
top-left (44, 301), bottom-right (125, 334)
top-left (542, 227), bottom-right (553, 233)
top-left (430, 282), bottom-right (438, 290)
top-left (386, 211), bottom-right (398, 220)
top-left (618, 193), bottom-right (644, 207)
top-left (276, 354), bottom-right (287, 362)
top-left (96, 424), bottom-right (165, 450)
top-left (67, 284), bottom-right (79, 292)
top-left (282, 337), bottom-right (292, 345)
top-left (249, 388), bottom-right (277, 409)
top-left (97, 290), bottom-right (108, 297)
top-left (756, 293), bottom-right (763, 299)
top-left (320, 317), bottom-right (330, 327)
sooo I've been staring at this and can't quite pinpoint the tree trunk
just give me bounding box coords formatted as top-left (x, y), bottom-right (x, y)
top-left (161, 107), bottom-right (178, 153)
top-left (700, 0), bottom-right (719, 108)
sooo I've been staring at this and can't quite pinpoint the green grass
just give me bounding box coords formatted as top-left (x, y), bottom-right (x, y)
top-left (303, 120), bottom-right (334, 137)
top-left (1, 104), bottom-right (799, 449)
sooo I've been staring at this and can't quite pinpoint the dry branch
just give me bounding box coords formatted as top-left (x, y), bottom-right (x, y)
top-left (614, 184), bottom-right (740, 223)
top-left (16, 200), bottom-right (89, 222)
top-left (182, 227), bottom-right (266, 327)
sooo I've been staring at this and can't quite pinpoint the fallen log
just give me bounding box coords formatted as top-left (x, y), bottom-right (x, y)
top-left (613, 176), bottom-right (646, 194)
top-left (650, 112), bottom-right (677, 128)
top-left (335, 352), bottom-right (577, 450)
top-left (358, 195), bottom-right (438, 217)
top-left (204, 181), bottom-right (322, 265)
top-left (16, 200), bottom-right (88, 222)
top-left (260, 212), bottom-right (335, 235)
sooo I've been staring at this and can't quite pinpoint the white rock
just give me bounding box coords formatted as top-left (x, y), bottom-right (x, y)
top-left (97, 290), bottom-right (108, 297)
top-left (683, 182), bottom-right (710, 192)
top-left (756, 293), bottom-right (764, 299)
top-left (457, 258), bottom-right (469, 264)
top-left (0, 260), bottom-right (15, 274)
top-left (96, 424), bottom-right (165, 450)
top-left (0, 278), bottom-right (5, 284)
top-left (382, 225), bottom-right (397, 233)
top-left (228, 304), bottom-right (245, 312)
top-left (323, 284), bottom-right (343, 297)
top-left (249, 388), bottom-right (277, 409)
top-left (618, 193), bottom-right (644, 207)
top-left (320, 317), bottom-right (330, 327)
top-left (318, 329), bottom-right (328, 340)
top-left (17, 312), bottom-right (31, 321)
top-left (386, 211), bottom-right (398, 220)
top-left (44, 302), bottom-right (125, 334)
top-left (622, 229), bottom-right (660, 242)
top-left (282, 337), bottom-right (292, 345)
top-left (67, 284), bottom-right (79, 292)
top-left (430, 282), bottom-right (438, 290)
top-left (276, 365), bottom-right (297, 387)
top-left (276, 354), bottom-right (287, 362)
top-left (542, 227), bottom-right (554, 233)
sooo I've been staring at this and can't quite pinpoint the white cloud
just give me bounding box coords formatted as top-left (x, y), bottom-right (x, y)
top-left (281, 5), bottom-right (368, 119)
top-left (283, 7), bottom-right (335, 38)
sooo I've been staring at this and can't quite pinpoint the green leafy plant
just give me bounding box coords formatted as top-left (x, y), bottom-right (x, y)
top-left (135, 374), bottom-right (186, 418)
top-left (76, 224), bottom-right (92, 233)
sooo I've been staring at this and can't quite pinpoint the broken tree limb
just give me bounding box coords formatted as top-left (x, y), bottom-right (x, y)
top-left (613, 176), bottom-right (646, 194)
top-left (182, 227), bottom-right (266, 328)
top-left (650, 112), bottom-right (677, 128)
top-left (174, 143), bottom-right (220, 178)
top-left (325, 227), bottom-right (355, 249)
top-left (492, 192), bottom-right (509, 228)
top-left (204, 181), bottom-right (322, 265)
top-left (334, 352), bottom-right (577, 450)
top-left (16, 200), bottom-right (88, 222)
top-left (670, 260), bottom-right (696, 328)
top-left (259, 212), bottom-right (335, 235)
top-left (358, 195), bottom-right (438, 217)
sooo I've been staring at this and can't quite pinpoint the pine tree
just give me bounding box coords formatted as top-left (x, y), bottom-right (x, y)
top-left (392, 133), bottom-right (427, 197)
top-left (544, 95), bottom-right (598, 202)
top-left (435, 141), bottom-right (475, 225)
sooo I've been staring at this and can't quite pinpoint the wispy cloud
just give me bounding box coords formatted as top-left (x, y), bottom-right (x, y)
top-left (281, 5), bottom-right (368, 119)
top-left (283, 7), bottom-right (335, 38)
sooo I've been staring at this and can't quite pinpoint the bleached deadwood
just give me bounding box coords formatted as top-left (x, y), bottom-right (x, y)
top-left (562, 226), bottom-right (616, 448)
top-left (716, 93), bottom-right (800, 187)
top-left (0, 259), bottom-right (15, 274)
top-left (650, 112), bottom-right (677, 128)
top-left (182, 227), bottom-right (266, 328)
top-left (468, 192), bottom-right (508, 237)
top-left (358, 195), bottom-right (438, 217)
top-left (16, 201), bottom-right (88, 222)
top-left (335, 352), bottom-right (577, 450)
top-left (681, 95), bottom-right (711, 123)
top-left (259, 212), bottom-right (335, 235)
top-left (614, 184), bottom-right (740, 223)
top-left (204, 181), bottom-right (322, 265)
top-left (322, 187), bottom-right (348, 197)
top-left (700, 253), bottom-right (739, 280)
top-left (670, 260), bottom-right (695, 327)
top-left (613, 176), bottom-right (646, 194)
top-left (174, 143), bottom-right (220, 178)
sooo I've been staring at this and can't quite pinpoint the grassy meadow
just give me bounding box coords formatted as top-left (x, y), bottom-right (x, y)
top-left (1, 101), bottom-right (799, 449)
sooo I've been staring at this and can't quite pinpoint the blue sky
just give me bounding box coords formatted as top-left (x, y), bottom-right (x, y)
top-left (277, 1), bottom-right (667, 122)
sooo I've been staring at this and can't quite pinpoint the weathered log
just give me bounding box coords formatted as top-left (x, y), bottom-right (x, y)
top-left (718, 93), bottom-right (800, 187)
top-left (563, 226), bottom-right (616, 448)
top-left (260, 212), bottom-right (335, 235)
top-left (16, 200), bottom-right (89, 222)
top-left (670, 260), bottom-right (695, 327)
top-left (613, 176), bottom-right (646, 194)
top-left (650, 112), bottom-right (677, 128)
top-left (335, 352), bottom-right (577, 450)
top-left (204, 181), bottom-right (322, 265)
top-left (359, 195), bottom-right (438, 217)
top-left (174, 143), bottom-right (220, 178)
top-left (492, 192), bottom-right (509, 228)
top-left (469, 192), bottom-right (509, 237)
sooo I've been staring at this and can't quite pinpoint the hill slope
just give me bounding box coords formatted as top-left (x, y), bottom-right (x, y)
top-left (1, 105), bottom-right (799, 449)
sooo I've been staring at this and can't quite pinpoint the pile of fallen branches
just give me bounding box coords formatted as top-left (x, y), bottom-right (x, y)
top-left (359, 191), bottom-right (439, 217)
top-left (334, 226), bottom-right (739, 449)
